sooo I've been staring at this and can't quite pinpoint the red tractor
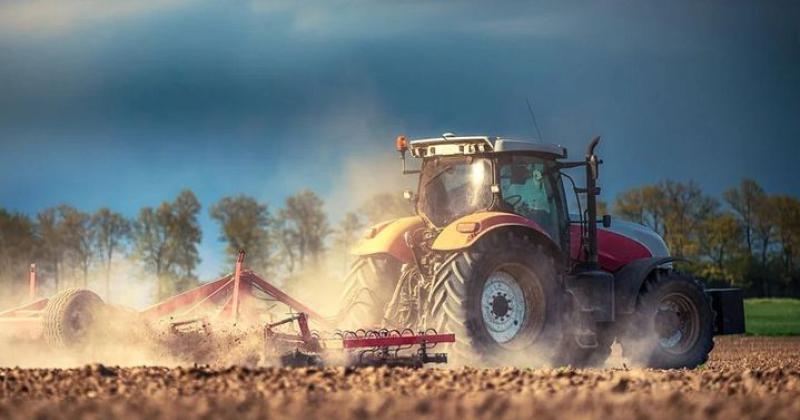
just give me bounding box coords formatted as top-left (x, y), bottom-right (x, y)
top-left (339, 134), bottom-right (744, 368)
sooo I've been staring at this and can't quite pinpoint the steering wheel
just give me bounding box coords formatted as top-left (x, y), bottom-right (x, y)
top-left (504, 195), bottom-right (523, 207)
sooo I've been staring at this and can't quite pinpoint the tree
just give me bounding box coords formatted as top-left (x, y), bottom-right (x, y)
top-left (613, 185), bottom-right (666, 235)
top-left (169, 190), bottom-right (202, 283)
top-left (0, 209), bottom-right (38, 302)
top-left (753, 197), bottom-right (778, 270)
top-left (658, 180), bottom-right (718, 258)
top-left (359, 192), bottom-right (413, 225)
top-left (697, 212), bottom-right (743, 283)
top-left (723, 179), bottom-right (765, 254)
top-left (133, 204), bottom-right (174, 300)
top-left (92, 208), bottom-right (130, 300)
top-left (331, 212), bottom-right (364, 273)
top-left (58, 205), bottom-right (95, 288)
top-left (36, 207), bottom-right (66, 291)
top-left (272, 213), bottom-right (299, 275)
top-left (133, 190), bottom-right (202, 300)
top-left (210, 195), bottom-right (272, 274)
top-left (772, 196), bottom-right (800, 283)
top-left (274, 189), bottom-right (330, 273)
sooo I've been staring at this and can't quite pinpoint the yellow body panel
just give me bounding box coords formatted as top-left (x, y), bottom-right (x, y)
top-left (351, 216), bottom-right (425, 263)
top-left (431, 211), bottom-right (551, 251)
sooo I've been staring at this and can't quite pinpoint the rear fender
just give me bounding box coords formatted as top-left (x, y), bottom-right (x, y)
top-left (613, 257), bottom-right (678, 315)
top-left (351, 216), bottom-right (425, 264)
top-left (431, 211), bottom-right (559, 252)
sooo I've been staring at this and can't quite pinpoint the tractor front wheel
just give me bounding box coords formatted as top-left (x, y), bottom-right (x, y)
top-left (426, 230), bottom-right (563, 366)
top-left (337, 256), bottom-right (401, 329)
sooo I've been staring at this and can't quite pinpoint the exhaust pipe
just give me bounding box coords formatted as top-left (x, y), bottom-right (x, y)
top-left (584, 136), bottom-right (602, 269)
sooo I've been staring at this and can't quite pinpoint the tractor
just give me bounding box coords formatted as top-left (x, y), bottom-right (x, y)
top-left (339, 133), bottom-right (745, 368)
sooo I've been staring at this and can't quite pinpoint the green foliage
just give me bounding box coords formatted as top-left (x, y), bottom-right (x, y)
top-left (1, 174), bottom-right (797, 307)
top-left (359, 192), bottom-right (413, 225)
top-left (92, 208), bottom-right (131, 299)
top-left (696, 212), bottom-right (743, 284)
top-left (133, 189), bottom-right (202, 300)
top-left (330, 212), bottom-right (365, 274)
top-left (58, 205), bottom-right (95, 288)
top-left (36, 207), bottom-right (67, 290)
top-left (723, 179), bottom-right (764, 254)
top-left (615, 179), bottom-right (800, 297)
top-left (744, 298), bottom-right (800, 335)
top-left (0, 209), bottom-right (37, 303)
top-left (273, 189), bottom-right (330, 274)
top-left (614, 185), bottom-right (666, 234)
top-left (210, 195), bottom-right (272, 275)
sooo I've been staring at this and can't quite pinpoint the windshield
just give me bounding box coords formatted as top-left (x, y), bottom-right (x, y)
top-left (418, 157), bottom-right (493, 227)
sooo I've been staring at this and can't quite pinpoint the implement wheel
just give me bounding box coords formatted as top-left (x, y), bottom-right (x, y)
top-left (43, 289), bottom-right (105, 349)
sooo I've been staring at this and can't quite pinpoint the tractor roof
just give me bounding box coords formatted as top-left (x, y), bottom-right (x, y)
top-left (409, 134), bottom-right (567, 159)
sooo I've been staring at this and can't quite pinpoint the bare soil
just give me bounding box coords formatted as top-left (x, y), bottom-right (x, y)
top-left (0, 336), bottom-right (798, 419)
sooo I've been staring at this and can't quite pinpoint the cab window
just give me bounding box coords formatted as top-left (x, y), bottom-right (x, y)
top-left (498, 156), bottom-right (563, 241)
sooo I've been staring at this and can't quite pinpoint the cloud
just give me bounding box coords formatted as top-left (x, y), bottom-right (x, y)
top-left (0, 0), bottom-right (187, 37)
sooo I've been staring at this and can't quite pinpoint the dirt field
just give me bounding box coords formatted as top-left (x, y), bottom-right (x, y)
top-left (0, 336), bottom-right (797, 419)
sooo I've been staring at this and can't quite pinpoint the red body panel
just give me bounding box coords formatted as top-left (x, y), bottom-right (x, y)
top-left (570, 225), bottom-right (652, 271)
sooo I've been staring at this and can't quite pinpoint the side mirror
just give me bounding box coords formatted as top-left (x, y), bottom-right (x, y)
top-left (602, 214), bottom-right (612, 228)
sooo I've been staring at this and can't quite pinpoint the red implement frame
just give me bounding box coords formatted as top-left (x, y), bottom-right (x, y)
top-left (0, 251), bottom-right (334, 339)
top-left (342, 333), bottom-right (455, 349)
top-left (0, 264), bottom-right (47, 339)
top-left (265, 313), bottom-right (455, 367)
top-left (141, 251), bottom-right (332, 328)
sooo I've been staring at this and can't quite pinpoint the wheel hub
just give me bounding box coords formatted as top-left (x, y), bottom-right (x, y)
top-left (481, 271), bottom-right (526, 343)
top-left (491, 294), bottom-right (510, 318)
top-left (654, 294), bottom-right (699, 353)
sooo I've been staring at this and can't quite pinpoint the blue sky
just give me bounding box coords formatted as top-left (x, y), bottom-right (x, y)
top-left (1, 0), bottom-right (798, 279)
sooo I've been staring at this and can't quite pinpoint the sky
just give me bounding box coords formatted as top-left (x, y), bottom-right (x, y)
top-left (1, 0), bottom-right (799, 279)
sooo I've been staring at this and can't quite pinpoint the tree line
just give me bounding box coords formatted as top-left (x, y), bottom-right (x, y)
top-left (0, 189), bottom-right (412, 304)
top-left (613, 179), bottom-right (799, 297)
top-left (0, 177), bottom-right (797, 305)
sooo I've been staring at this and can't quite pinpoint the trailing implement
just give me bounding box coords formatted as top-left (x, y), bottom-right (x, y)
top-left (0, 253), bottom-right (455, 368)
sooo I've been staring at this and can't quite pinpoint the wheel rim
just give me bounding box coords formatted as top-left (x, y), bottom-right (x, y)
top-left (654, 292), bottom-right (700, 354)
top-left (481, 269), bottom-right (528, 344)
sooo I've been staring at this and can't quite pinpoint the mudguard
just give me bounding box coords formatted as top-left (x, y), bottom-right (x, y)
top-left (351, 216), bottom-right (425, 263)
top-left (431, 211), bottom-right (558, 252)
top-left (613, 256), bottom-right (677, 315)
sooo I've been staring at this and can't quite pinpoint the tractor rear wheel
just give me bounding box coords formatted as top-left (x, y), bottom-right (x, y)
top-left (426, 230), bottom-right (563, 366)
top-left (338, 256), bottom-right (401, 329)
top-left (619, 271), bottom-right (714, 369)
top-left (43, 289), bottom-right (105, 349)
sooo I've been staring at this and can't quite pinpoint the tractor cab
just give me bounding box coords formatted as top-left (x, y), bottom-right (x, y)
top-left (400, 134), bottom-right (571, 251)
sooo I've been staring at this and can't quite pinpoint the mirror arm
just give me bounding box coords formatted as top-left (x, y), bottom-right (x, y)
top-left (556, 161), bottom-right (586, 170)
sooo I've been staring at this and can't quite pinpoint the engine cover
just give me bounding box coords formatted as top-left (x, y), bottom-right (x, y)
top-left (570, 217), bottom-right (670, 272)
